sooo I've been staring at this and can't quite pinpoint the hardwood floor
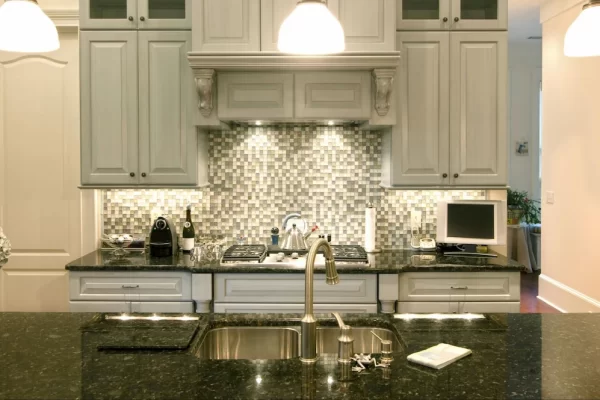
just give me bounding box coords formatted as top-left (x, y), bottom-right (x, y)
top-left (520, 271), bottom-right (560, 313)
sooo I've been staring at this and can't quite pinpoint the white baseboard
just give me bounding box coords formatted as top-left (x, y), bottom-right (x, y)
top-left (539, 274), bottom-right (600, 313)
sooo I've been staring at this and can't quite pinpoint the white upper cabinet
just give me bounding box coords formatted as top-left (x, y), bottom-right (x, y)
top-left (137, 0), bottom-right (191, 30)
top-left (449, 32), bottom-right (507, 186)
top-left (451, 0), bottom-right (507, 30)
top-left (328, 0), bottom-right (396, 52)
top-left (80, 0), bottom-right (137, 30)
top-left (396, 0), bottom-right (507, 31)
top-left (80, 0), bottom-right (191, 30)
top-left (383, 31), bottom-right (507, 187)
top-left (260, 0), bottom-right (297, 52)
top-left (192, 0), bottom-right (261, 52)
top-left (397, 0), bottom-right (451, 31)
top-left (138, 31), bottom-right (197, 185)
top-left (389, 32), bottom-right (450, 186)
top-left (80, 31), bottom-right (139, 185)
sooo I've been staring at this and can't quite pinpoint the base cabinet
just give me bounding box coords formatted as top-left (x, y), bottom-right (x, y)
top-left (68, 272), bottom-right (211, 313)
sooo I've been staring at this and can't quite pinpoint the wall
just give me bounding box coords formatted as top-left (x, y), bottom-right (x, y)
top-left (539, 0), bottom-right (600, 312)
top-left (508, 41), bottom-right (542, 199)
top-left (103, 127), bottom-right (485, 249)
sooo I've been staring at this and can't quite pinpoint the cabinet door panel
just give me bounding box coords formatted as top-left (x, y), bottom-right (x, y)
top-left (451, 0), bottom-right (507, 31)
top-left (80, 0), bottom-right (138, 30)
top-left (193, 0), bottom-right (260, 51)
top-left (81, 31), bottom-right (139, 185)
top-left (450, 32), bottom-right (507, 186)
top-left (328, 0), bottom-right (395, 51)
top-left (138, 0), bottom-right (192, 30)
top-left (295, 72), bottom-right (371, 119)
top-left (260, 0), bottom-right (297, 51)
top-left (397, 0), bottom-right (451, 30)
top-left (218, 72), bottom-right (294, 119)
top-left (138, 31), bottom-right (197, 185)
top-left (391, 32), bottom-right (450, 186)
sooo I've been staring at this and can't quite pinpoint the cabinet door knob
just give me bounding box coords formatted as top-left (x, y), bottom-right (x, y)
top-left (128, 16), bottom-right (134, 21)
top-left (442, 173), bottom-right (448, 178)
top-left (140, 16), bottom-right (145, 21)
top-left (141, 173), bottom-right (147, 178)
top-left (454, 173), bottom-right (459, 178)
top-left (454, 17), bottom-right (460, 22)
top-left (443, 17), bottom-right (448, 22)
top-left (130, 172), bottom-right (135, 177)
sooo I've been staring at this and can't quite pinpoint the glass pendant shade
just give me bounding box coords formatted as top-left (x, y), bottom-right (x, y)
top-left (0, 0), bottom-right (60, 53)
top-left (564, 3), bottom-right (600, 57)
top-left (278, 0), bottom-right (345, 55)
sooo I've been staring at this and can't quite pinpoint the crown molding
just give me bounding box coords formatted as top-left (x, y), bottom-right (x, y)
top-left (45, 9), bottom-right (79, 31)
top-left (541, 0), bottom-right (584, 24)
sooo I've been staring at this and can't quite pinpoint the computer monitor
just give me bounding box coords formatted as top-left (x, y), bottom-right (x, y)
top-left (436, 200), bottom-right (507, 246)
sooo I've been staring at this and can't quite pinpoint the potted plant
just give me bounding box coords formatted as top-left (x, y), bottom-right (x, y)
top-left (507, 189), bottom-right (541, 225)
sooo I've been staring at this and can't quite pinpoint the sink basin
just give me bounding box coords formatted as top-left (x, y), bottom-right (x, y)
top-left (317, 327), bottom-right (402, 355)
top-left (194, 327), bottom-right (300, 360)
top-left (194, 326), bottom-right (402, 360)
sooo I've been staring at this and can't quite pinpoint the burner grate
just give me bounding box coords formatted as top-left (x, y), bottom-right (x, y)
top-left (222, 244), bottom-right (268, 262)
top-left (331, 245), bottom-right (369, 263)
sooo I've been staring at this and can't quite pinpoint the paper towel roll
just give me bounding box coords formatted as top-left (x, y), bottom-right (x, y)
top-left (365, 205), bottom-right (378, 253)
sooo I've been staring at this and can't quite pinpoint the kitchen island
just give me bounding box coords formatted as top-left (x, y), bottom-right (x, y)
top-left (0, 312), bottom-right (597, 400)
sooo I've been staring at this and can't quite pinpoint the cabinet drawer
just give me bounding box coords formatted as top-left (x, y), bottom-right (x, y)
top-left (398, 272), bottom-right (520, 302)
top-left (214, 274), bottom-right (377, 304)
top-left (295, 72), bottom-right (371, 119)
top-left (218, 72), bottom-right (294, 119)
top-left (69, 272), bottom-right (192, 301)
top-left (214, 303), bottom-right (378, 314)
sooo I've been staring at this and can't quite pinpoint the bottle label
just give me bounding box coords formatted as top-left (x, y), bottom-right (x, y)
top-left (184, 222), bottom-right (191, 229)
top-left (182, 238), bottom-right (194, 251)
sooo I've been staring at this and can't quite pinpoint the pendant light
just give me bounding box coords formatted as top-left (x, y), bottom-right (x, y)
top-left (564, 0), bottom-right (600, 57)
top-left (0, 0), bottom-right (59, 53)
top-left (278, 0), bottom-right (345, 55)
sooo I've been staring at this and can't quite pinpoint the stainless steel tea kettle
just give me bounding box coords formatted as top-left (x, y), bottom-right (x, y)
top-left (282, 223), bottom-right (313, 250)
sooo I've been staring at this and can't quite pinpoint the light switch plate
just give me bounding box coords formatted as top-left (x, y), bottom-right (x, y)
top-left (546, 191), bottom-right (555, 204)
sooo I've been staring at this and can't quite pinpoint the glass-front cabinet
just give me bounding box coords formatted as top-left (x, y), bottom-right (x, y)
top-left (80, 0), bottom-right (191, 30)
top-left (397, 0), bottom-right (507, 31)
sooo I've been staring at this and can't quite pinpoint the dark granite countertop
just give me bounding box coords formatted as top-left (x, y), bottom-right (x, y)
top-left (65, 249), bottom-right (525, 273)
top-left (1, 312), bottom-right (599, 399)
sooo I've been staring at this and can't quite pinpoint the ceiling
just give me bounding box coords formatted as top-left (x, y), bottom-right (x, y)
top-left (508, 0), bottom-right (543, 42)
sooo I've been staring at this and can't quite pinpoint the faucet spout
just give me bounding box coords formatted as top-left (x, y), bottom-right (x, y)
top-left (300, 239), bottom-right (339, 363)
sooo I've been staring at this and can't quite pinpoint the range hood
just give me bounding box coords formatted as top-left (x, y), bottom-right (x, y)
top-left (187, 52), bottom-right (401, 129)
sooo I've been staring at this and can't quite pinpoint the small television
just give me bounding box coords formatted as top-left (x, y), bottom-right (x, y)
top-left (436, 200), bottom-right (507, 246)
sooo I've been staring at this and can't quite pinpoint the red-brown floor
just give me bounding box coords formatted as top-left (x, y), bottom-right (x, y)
top-left (520, 271), bottom-right (560, 313)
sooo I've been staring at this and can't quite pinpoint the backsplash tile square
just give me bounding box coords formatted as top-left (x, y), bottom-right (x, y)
top-left (102, 127), bottom-right (485, 249)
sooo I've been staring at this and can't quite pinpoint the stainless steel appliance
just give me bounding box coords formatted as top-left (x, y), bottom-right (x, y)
top-left (149, 216), bottom-right (178, 257)
top-left (220, 244), bottom-right (369, 268)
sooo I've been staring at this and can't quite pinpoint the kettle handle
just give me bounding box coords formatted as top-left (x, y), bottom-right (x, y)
top-left (282, 213), bottom-right (302, 231)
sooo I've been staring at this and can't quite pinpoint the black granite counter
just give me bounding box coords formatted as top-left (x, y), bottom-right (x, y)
top-left (65, 249), bottom-right (525, 273)
top-left (1, 312), bottom-right (599, 399)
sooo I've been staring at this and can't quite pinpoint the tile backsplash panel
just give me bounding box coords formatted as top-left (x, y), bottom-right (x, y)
top-left (102, 127), bottom-right (485, 249)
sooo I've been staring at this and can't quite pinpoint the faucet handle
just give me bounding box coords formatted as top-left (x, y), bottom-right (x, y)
top-left (333, 312), bottom-right (354, 363)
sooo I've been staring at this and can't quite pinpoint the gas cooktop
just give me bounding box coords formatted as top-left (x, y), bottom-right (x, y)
top-left (220, 244), bottom-right (370, 268)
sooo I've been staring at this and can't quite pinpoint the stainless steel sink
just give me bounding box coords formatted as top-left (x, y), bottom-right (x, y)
top-left (194, 327), bottom-right (301, 360)
top-left (317, 327), bottom-right (401, 355)
top-left (194, 326), bottom-right (402, 360)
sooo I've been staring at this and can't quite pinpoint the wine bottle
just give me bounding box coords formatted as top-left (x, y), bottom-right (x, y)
top-left (182, 204), bottom-right (195, 253)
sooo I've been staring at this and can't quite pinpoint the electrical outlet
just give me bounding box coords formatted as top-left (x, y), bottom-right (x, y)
top-left (546, 191), bottom-right (555, 204)
top-left (411, 210), bottom-right (422, 233)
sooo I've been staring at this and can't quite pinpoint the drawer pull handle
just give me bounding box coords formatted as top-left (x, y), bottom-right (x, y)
top-left (450, 286), bottom-right (468, 290)
top-left (122, 285), bottom-right (140, 289)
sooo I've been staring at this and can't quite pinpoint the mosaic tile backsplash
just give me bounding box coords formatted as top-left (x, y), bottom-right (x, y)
top-left (102, 127), bottom-right (486, 249)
